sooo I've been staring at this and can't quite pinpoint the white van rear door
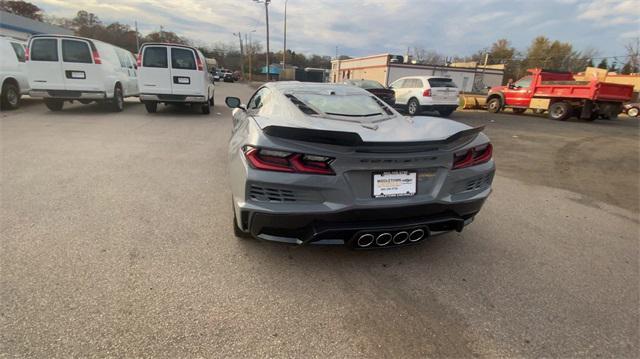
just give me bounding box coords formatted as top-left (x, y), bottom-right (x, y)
top-left (139, 46), bottom-right (171, 94)
top-left (169, 47), bottom-right (203, 96)
top-left (28, 37), bottom-right (64, 90)
top-left (60, 38), bottom-right (103, 92)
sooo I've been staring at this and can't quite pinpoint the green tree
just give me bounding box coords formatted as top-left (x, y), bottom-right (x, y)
top-left (597, 58), bottom-right (608, 69)
top-left (0, 0), bottom-right (43, 20)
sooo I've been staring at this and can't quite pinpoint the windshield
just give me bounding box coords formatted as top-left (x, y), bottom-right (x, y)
top-left (428, 78), bottom-right (457, 88)
top-left (294, 93), bottom-right (385, 118)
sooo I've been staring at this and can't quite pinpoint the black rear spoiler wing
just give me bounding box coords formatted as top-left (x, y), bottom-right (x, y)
top-left (262, 125), bottom-right (484, 152)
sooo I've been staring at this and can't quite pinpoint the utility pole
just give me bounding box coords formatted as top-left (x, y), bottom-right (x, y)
top-left (234, 32), bottom-right (245, 81)
top-left (283, 0), bottom-right (288, 73)
top-left (134, 21), bottom-right (139, 53)
top-left (254, 0), bottom-right (271, 80)
top-left (159, 25), bottom-right (164, 41)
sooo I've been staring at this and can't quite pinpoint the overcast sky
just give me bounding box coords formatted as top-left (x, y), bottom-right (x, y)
top-left (38, 0), bottom-right (639, 60)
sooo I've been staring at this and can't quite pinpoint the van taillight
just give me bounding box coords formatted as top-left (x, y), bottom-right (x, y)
top-left (243, 146), bottom-right (335, 175)
top-left (25, 47), bottom-right (29, 61)
top-left (136, 52), bottom-right (142, 67)
top-left (422, 89), bottom-right (431, 97)
top-left (92, 49), bottom-right (101, 64)
top-left (196, 55), bottom-right (203, 71)
top-left (452, 143), bottom-right (493, 170)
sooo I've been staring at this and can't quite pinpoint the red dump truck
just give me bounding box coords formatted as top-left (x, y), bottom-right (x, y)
top-left (486, 68), bottom-right (634, 121)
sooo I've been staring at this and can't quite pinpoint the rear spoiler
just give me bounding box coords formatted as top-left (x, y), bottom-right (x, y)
top-left (262, 125), bottom-right (484, 152)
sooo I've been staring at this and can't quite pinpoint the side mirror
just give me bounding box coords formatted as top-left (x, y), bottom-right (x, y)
top-left (225, 96), bottom-right (242, 109)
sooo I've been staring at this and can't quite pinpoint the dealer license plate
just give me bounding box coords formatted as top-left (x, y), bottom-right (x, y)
top-left (373, 171), bottom-right (417, 198)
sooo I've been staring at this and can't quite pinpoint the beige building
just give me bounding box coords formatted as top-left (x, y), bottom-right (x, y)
top-left (331, 54), bottom-right (505, 92)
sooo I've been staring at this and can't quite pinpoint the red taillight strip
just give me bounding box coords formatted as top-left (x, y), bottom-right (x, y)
top-left (25, 47), bottom-right (30, 61)
top-left (452, 143), bottom-right (493, 170)
top-left (136, 52), bottom-right (142, 67)
top-left (92, 50), bottom-right (101, 64)
top-left (195, 54), bottom-right (203, 71)
top-left (423, 89), bottom-right (431, 97)
top-left (243, 146), bottom-right (335, 175)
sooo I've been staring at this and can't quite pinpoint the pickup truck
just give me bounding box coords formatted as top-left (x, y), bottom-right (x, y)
top-left (486, 68), bottom-right (634, 121)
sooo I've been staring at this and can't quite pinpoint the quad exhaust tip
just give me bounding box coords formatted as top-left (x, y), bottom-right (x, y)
top-left (375, 233), bottom-right (392, 246)
top-left (357, 233), bottom-right (374, 248)
top-left (393, 231), bottom-right (409, 245)
top-left (409, 229), bottom-right (425, 242)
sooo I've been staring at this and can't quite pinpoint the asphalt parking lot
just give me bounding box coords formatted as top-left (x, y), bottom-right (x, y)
top-left (1, 82), bottom-right (638, 358)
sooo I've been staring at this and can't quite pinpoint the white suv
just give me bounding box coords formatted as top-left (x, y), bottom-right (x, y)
top-left (0, 36), bottom-right (29, 110)
top-left (137, 43), bottom-right (215, 114)
top-left (389, 76), bottom-right (460, 117)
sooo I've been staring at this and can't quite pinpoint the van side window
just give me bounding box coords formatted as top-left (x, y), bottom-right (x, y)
top-left (62, 39), bottom-right (92, 63)
top-left (31, 39), bottom-right (58, 61)
top-left (143, 47), bottom-right (168, 68)
top-left (171, 48), bottom-right (196, 70)
top-left (10, 43), bottom-right (26, 62)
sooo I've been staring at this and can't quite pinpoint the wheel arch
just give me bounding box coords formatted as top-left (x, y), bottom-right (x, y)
top-left (486, 92), bottom-right (503, 104)
top-left (2, 76), bottom-right (20, 91)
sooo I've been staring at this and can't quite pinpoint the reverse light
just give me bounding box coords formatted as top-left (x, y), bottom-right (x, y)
top-left (422, 89), bottom-right (431, 97)
top-left (243, 146), bottom-right (335, 175)
top-left (92, 49), bottom-right (102, 64)
top-left (452, 143), bottom-right (493, 170)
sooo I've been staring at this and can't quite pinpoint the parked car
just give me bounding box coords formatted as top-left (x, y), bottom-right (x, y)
top-left (343, 79), bottom-right (395, 106)
top-left (225, 82), bottom-right (494, 248)
top-left (137, 43), bottom-right (215, 114)
top-left (223, 70), bottom-right (234, 83)
top-left (623, 102), bottom-right (639, 117)
top-left (0, 36), bottom-right (29, 110)
top-left (27, 34), bottom-right (139, 112)
top-left (212, 69), bottom-right (221, 82)
top-left (389, 76), bottom-right (459, 117)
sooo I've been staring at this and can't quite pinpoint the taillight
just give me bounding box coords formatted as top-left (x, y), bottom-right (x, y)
top-left (92, 49), bottom-right (101, 64)
top-left (243, 146), bottom-right (335, 175)
top-left (196, 55), bottom-right (203, 71)
top-left (25, 47), bottom-right (30, 61)
top-left (136, 52), bottom-right (142, 67)
top-left (452, 143), bottom-right (493, 170)
top-left (422, 89), bottom-right (431, 97)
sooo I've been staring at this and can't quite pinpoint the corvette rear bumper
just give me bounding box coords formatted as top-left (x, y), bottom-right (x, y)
top-left (240, 198), bottom-right (486, 246)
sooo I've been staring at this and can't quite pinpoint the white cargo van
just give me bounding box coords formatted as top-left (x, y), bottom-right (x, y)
top-left (137, 43), bottom-right (215, 114)
top-left (0, 36), bottom-right (29, 110)
top-left (27, 34), bottom-right (139, 112)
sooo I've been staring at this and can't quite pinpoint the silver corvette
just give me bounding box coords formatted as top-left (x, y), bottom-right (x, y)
top-left (225, 82), bottom-right (495, 248)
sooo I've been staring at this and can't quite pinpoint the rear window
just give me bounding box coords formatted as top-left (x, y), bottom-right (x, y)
top-left (143, 47), bottom-right (168, 68)
top-left (10, 43), bottom-right (26, 62)
top-left (30, 38), bottom-right (58, 62)
top-left (171, 48), bottom-right (196, 70)
top-left (428, 78), bottom-right (457, 88)
top-left (294, 93), bottom-right (386, 118)
top-left (62, 39), bottom-right (92, 63)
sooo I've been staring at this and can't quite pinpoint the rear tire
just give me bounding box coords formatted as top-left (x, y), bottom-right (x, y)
top-left (512, 108), bottom-right (526, 114)
top-left (548, 102), bottom-right (571, 121)
top-left (108, 85), bottom-right (124, 112)
top-left (407, 98), bottom-right (420, 116)
top-left (1, 81), bottom-right (20, 110)
top-left (487, 97), bottom-right (502, 113)
top-left (627, 107), bottom-right (639, 117)
top-left (44, 99), bottom-right (64, 111)
top-left (201, 100), bottom-right (211, 114)
top-left (144, 101), bottom-right (157, 113)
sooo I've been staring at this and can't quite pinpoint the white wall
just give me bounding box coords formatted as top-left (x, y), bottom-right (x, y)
top-left (387, 65), bottom-right (503, 92)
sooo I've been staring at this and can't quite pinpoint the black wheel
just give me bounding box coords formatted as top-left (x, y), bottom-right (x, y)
top-left (487, 97), bottom-right (502, 113)
top-left (406, 98), bottom-right (420, 116)
top-left (108, 85), bottom-right (124, 112)
top-left (144, 101), bottom-right (157, 113)
top-left (1, 81), bottom-right (20, 110)
top-left (627, 107), bottom-right (639, 117)
top-left (513, 108), bottom-right (526, 114)
top-left (548, 102), bottom-right (571, 121)
top-left (44, 99), bottom-right (64, 111)
top-left (438, 108), bottom-right (455, 117)
top-left (201, 100), bottom-right (211, 114)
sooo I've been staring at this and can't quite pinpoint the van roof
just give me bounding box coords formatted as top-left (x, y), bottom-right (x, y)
top-left (140, 42), bottom-right (199, 51)
top-left (28, 34), bottom-right (133, 53)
